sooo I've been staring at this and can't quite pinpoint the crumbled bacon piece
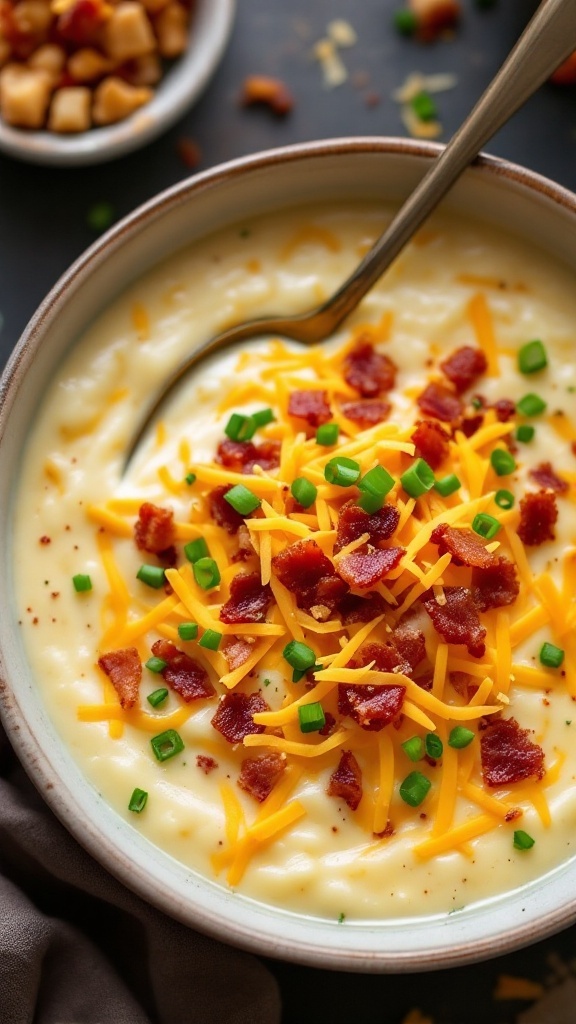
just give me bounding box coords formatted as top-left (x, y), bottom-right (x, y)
top-left (221, 637), bottom-right (253, 671)
top-left (287, 390), bottom-right (332, 427)
top-left (271, 538), bottom-right (348, 611)
top-left (232, 525), bottom-right (256, 563)
top-left (430, 523), bottom-right (497, 569)
top-left (337, 546), bottom-right (404, 589)
top-left (211, 691), bottom-right (269, 744)
top-left (440, 346), bottom-right (487, 394)
top-left (338, 680), bottom-right (405, 732)
top-left (492, 398), bottom-right (516, 422)
top-left (412, 0), bottom-right (461, 42)
top-left (196, 754), bottom-right (218, 774)
top-left (472, 557), bottom-right (520, 612)
top-left (337, 591), bottom-right (387, 624)
top-left (98, 646), bottom-right (141, 709)
top-left (342, 340), bottom-right (397, 397)
top-left (422, 586), bottom-right (486, 657)
top-left (216, 438), bottom-right (281, 474)
top-left (528, 461), bottom-right (569, 496)
top-left (392, 618), bottom-right (427, 673)
top-left (57, 0), bottom-right (107, 45)
top-left (151, 639), bottom-right (215, 702)
top-left (240, 75), bottom-right (294, 116)
top-left (238, 750), bottom-right (286, 802)
top-left (319, 711), bottom-right (337, 737)
top-left (335, 502), bottom-right (400, 552)
top-left (416, 382), bottom-right (463, 424)
top-left (208, 485), bottom-right (246, 535)
top-left (340, 398), bottom-right (391, 429)
top-left (348, 640), bottom-right (410, 676)
top-left (327, 749), bottom-right (363, 810)
top-left (134, 502), bottom-right (176, 557)
top-left (517, 490), bottom-right (558, 546)
top-left (220, 572), bottom-right (272, 624)
top-left (460, 414), bottom-right (484, 438)
top-left (481, 717), bottom-right (545, 787)
top-left (411, 419), bottom-right (450, 470)
top-left (449, 671), bottom-right (476, 699)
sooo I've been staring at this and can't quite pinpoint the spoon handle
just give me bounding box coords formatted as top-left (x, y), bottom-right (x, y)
top-left (315, 0), bottom-right (576, 335)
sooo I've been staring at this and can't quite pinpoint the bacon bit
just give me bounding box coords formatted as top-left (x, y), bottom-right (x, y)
top-left (237, 750), bottom-right (286, 802)
top-left (410, 0), bottom-right (461, 42)
top-left (472, 557), bottom-right (520, 612)
top-left (287, 389), bottom-right (332, 427)
top-left (460, 413), bottom-right (484, 438)
top-left (57, 0), bottom-right (108, 45)
top-left (337, 590), bottom-right (387, 624)
top-left (517, 490), bottom-right (558, 546)
top-left (338, 683), bottom-right (405, 731)
top-left (411, 419), bottom-right (450, 470)
top-left (216, 438), bottom-right (281, 474)
top-left (416, 381), bottom-right (463, 424)
top-left (551, 51), bottom-right (576, 85)
top-left (327, 749), bottom-right (363, 810)
top-left (504, 808), bottom-right (522, 823)
top-left (423, 586), bottom-right (486, 657)
top-left (440, 345), bottom-right (487, 394)
top-left (430, 523), bottom-right (497, 569)
top-left (134, 502), bottom-right (176, 557)
top-left (208, 485), bottom-right (246, 535)
top-left (481, 717), bottom-right (545, 787)
top-left (335, 502), bottom-right (400, 552)
top-left (319, 710), bottom-right (337, 737)
top-left (196, 754), bottom-right (218, 774)
top-left (240, 75), bottom-right (294, 116)
top-left (492, 398), bottom-right (516, 422)
top-left (220, 572), bottom-right (273, 624)
top-left (176, 137), bottom-right (202, 169)
top-left (211, 691), bottom-right (269, 744)
top-left (231, 524), bottom-right (256, 563)
top-left (39, 535), bottom-right (51, 545)
top-left (337, 546), bottom-right (405, 589)
top-left (449, 670), bottom-right (476, 699)
top-left (150, 639), bottom-right (215, 702)
top-left (348, 639), bottom-right (410, 676)
top-left (392, 618), bottom-right (427, 673)
top-left (221, 637), bottom-right (253, 671)
top-left (272, 538), bottom-right (348, 611)
top-left (528, 461), bottom-right (569, 496)
top-left (98, 647), bottom-right (142, 709)
top-left (340, 398), bottom-right (391, 428)
top-left (342, 339), bottom-right (397, 397)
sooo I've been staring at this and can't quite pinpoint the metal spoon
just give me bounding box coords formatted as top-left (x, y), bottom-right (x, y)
top-left (125, 0), bottom-right (576, 468)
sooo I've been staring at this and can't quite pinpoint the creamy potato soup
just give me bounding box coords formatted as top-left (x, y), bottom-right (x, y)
top-left (13, 204), bottom-right (576, 922)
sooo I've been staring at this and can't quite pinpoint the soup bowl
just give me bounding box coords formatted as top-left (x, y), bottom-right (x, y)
top-left (1, 138), bottom-right (576, 972)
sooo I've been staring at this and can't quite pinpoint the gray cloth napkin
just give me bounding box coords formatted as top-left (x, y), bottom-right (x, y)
top-left (0, 726), bottom-right (281, 1024)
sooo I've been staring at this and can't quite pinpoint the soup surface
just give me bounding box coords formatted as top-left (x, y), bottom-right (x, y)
top-left (13, 203), bottom-right (576, 921)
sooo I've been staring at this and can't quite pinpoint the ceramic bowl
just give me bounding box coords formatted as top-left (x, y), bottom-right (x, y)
top-left (2, 138), bottom-right (576, 971)
top-left (0, 0), bottom-right (235, 166)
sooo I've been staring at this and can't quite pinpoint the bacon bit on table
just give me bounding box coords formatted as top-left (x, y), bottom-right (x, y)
top-left (98, 646), bottom-right (142, 709)
top-left (221, 637), bottom-right (253, 671)
top-left (416, 381), bottom-right (463, 424)
top-left (409, 0), bottom-right (461, 42)
top-left (216, 438), bottom-right (281, 474)
top-left (151, 639), bottom-right (215, 702)
top-left (337, 546), bottom-right (405, 589)
top-left (411, 419), bottom-right (450, 469)
top-left (430, 523), bottom-right (497, 569)
top-left (219, 572), bottom-right (273, 624)
top-left (287, 389), bottom-right (332, 427)
top-left (480, 717), bottom-right (545, 787)
top-left (327, 749), bottom-right (363, 809)
top-left (176, 137), bottom-right (202, 169)
top-left (342, 340), bottom-right (397, 397)
top-left (517, 490), bottom-right (558, 546)
top-left (335, 502), bottom-right (400, 552)
top-left (239, 75), bottom-right (295, 116)
top-left (208, 485), bottom-right (246, 535)
top-left (134, 502), bottom-right (176, 556)
top-left (211, 691), bottom-right (269, 744)
top-left (423, 586), bottom-right (486, 657)
top-left (196, 754), bottom-right (218, 774)
top-left (439, 345), bottom-right (487, 394)
top-left (340, 397), bottom-right (391, 428)
top-left (528, 461), bottom-right (569, 495)
top-left (272, 538), bottom-right (348, 611)
top-left (238, 751), bottom-right (286, 802)
top-left (472, 557), bottom-right (520, 612)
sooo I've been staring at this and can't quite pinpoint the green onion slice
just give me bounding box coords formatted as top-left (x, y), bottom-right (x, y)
top-left (490, 448), bottom-right (516, 476)
top-left (516, 393), bottom-right (547, 417)
top-left (283, 640), bottom-right (316, 672)
top-left (128, 788), bottom-right (148, 813)
top-left (516, 424), bottom-right (535, 443)
top-left (72, 573), bottom-right (92, 593)
top-left (399, 770), bottom-right (431, 807)
top-left (356, 491), bottom-right (384, 514)
top-left (193, 557), bottom-right (221, 590)
top-left (290, 477), bottom-right (318, 508)
top-left (198, 629), bottom-right (223, 651)
top-left (513, 829), bottom-right (535, 850)
top-left (401, 736), bottom-right (424, 762)
top-left (400, 458), bottom-right (435, 499)
top-left (184, 537), bottom-right (210, 563)
top-left (448, 726), bottom-right (475, 749)
top-left (539, 641), bottom-right (564, 669)
top-left (434, 473), bottom-right (461, 498)
top-left (150, 729), bottom-right (184, 762)
top-left (178, 622), bottom-right (198, 641)
top-left (358, 464), bottom-right (395, 499)
top-left (316, 422), bottom-right (339, 446)
top-left (425, 733), bottom-right (444, 759)
top-left (184, 471), bottom-right (197, 486)
top-left (495, 489), bottom-right (515, 510)
top-left (324, 456), bottom-right (361, 487)
top-left (224, 484), bottom-right (262, 516)
top-left (145, 656), bottom-right (167, 674)
top-left (472, 512), bottom-right (501, 540)
top-left (136, 564), bottom-right (166, 589)
top-left (518, 339), bottom-right (547, 374)
top-left (298, 702), bottom-right (326, 733)
top-left (147, 687), bottom-right (169, 708)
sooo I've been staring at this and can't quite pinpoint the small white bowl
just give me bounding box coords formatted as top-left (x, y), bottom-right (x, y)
top-left (0, 0), bottom-right (235, 166)
top-left (2, 139), bottom-right (576, 971)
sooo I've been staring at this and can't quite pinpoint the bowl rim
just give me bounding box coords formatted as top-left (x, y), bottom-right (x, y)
top-left (0, 0), bottom-right (236, 167)
top-left (2, 136), bottom-right (576, 972)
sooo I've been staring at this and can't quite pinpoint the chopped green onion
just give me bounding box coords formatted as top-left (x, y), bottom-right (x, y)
top-left (199, 629), bottom-right (222, 651)
top-left (251, 407), bottom-right (275, 428)
top-left (425, 733), bottom-right (444, 759)
top-left (224, 412), bottom-right (248, 440)
top-left (410, 90), bottom-right (437, 122)
top-left (72, 573), bottom-right (92, 593)
top-left (263, 678), bottom-right (272, 687)
top-left (518, 339), bottom-right (547, 374)
top-left (356, 491), bottom-right (384, 514)
top-left (298, 702), bottom-right (326, 733)
top-left (399, 770), bottom-right (431, 807)
top-left (193, 557), bottom-right (221, 590)
top-left (472, 512), bottom-right (501, 540)
top-left (290, 477), bottom-right (318, 508)
top-left (516, 424), bottom-right (535, 443)
top-left (224, 484), bottom-right (262, 516)
top-left (448, 726), bottom-right (475, 749)
top-left (128, 788), bottom-right (148, 813)
top-left (136, 564), bottom-right (166, 589)
top-left (392, 7), bottom-right (417, 34)
top-left (516, 393), bottom-right (547, 417)
top-left (495, 489), bottom-right (515, 510)
top-left (490, 448), bottom-right (516, 476)
top-left (401, 736), bottom-right (424, 762)
top-left (434, 473), bottom-right (461, 497)
top-left (358, 464), bottom-right (395, 499)
top-left (283, 640), bottom-right (316, 672)
top-left (184, 537), bottom-right (210, 563)
top-left (324, 456), bottom-right (361, 487)
top-left (316, 422), bottom-right (339, 446)
top-left (178, 622), bottom-right (198, 641)
top-left (400, 458), bottom-right (435, 499)
top-left (471, 396), bottom-right (484, 410)
top-left (539, 641), bottom-right (564, 669)
top-left (292, 662), bottom-right (322, 683)
top-left (147, 687), bottom-right (169, 708)
top-left (150, 729), bottom-right (184, 762)
top-left (145, 656), bottom-right (167, 673)
top-left (184, 471), bottom-right (197, 486)
top-left (513, 829), bottom-right (535, 851)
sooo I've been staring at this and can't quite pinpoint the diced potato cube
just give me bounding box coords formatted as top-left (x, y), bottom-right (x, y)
top-left (29, 43), bottom-right (67, 82)
top-left (153, 1), bottom-right (188, 59)
top-left (102, 2), bottom-right (155, 61)
top-left (48, 85), bottom-right (91, 131)
top-left (67, 47), bottom-right (113, 82)
top-left (12, 0), bottom-right (53, 37)
top-left (122, 52), bottom-right (161, 87)
top-left (92, 75), bottom-right (152, 123)
top-left (0, 63), bottom-right (53, 128)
